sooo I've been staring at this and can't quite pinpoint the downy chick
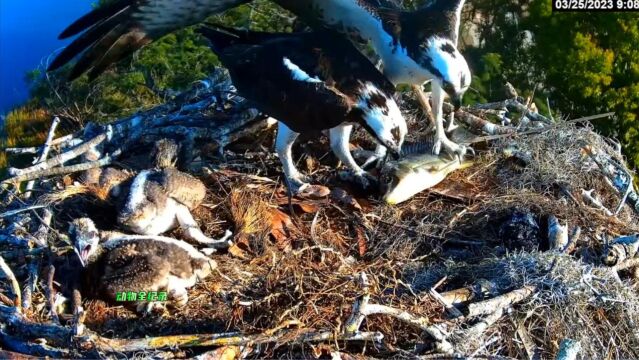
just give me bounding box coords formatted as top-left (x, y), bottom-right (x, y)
top-left (117, 139), bottom-right (232, 248)
top-left (70, 217), bottom-right (216, 313)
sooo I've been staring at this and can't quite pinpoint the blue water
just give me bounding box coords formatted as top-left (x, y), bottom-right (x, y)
top-left (0, 0), bottom-right (92, 115)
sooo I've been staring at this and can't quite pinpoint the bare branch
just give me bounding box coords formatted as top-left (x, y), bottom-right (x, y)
top-left (7, 132), bottom-right (109, 178)
top-left (0, 256), bottom-right (22, 312)
top-left (24, 117), bottom-right (61, 198)
top-left (2, 152), bottom-right (121, 186)
top-left (466, 286), bottom-right (535, 318)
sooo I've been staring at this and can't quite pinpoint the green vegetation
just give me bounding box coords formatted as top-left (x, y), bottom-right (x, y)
top-left (1, 107), bottom-right (51, 177)
top-left (23, 0), bottom-right (289, 123)
top-left (1, 0), bottom-right (287, 175)
top-left (465, 0), bottom-right (639, 171)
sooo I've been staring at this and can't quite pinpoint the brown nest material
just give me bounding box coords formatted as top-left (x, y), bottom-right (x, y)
top-left (2, 112), bottom-right (638, 359)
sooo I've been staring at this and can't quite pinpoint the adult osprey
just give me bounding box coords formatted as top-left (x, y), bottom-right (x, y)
top-left (49, 0), bottom-right (469, 157)
top-left (197, 26), bottom-right (406, 194)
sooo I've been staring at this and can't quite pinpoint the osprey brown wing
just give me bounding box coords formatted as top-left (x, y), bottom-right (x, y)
top-left (49, 0), bottom-right (250, 80)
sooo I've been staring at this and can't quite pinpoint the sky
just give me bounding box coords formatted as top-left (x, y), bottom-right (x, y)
top-left (0, 0), bottom-right (92, 115)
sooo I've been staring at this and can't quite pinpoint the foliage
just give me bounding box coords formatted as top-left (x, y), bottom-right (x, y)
top-left (0, 107), bottom-right (52, 177)
top-left (26, 26), bottom-right (219, 124)
top-left (464, 0), bottom-right (639, 171)
top-left (2, 0), bottom-right (292, 174)
top-left (2, 108), bottom-right (50, 149)
top-left (21, 0), bottom-right (291, 125)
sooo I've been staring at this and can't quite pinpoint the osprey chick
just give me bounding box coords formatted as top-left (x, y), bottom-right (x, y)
top-left (118, 139), bottom-right (232, 248)
top-left (70, 218), bottom-right (216, 313)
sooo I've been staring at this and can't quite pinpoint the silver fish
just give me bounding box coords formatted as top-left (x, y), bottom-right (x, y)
top-left (380, 137), bottom-right (473, 205)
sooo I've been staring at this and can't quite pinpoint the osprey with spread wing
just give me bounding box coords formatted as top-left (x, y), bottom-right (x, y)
top-left (48, 0), bottom-right (472, 160)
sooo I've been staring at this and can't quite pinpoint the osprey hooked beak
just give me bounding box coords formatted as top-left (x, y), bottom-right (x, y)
top-left (384, 141), bottom-right (401, 160)
top-left (451, 94), bottom-right (463, 111)
top-left (443, 82), bottom-right (465, 111)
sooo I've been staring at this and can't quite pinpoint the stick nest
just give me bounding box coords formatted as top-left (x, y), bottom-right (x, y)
top-left (1, 95), bottom-right (638, 359)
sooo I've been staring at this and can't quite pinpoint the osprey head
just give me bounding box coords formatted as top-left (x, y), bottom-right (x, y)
top-left (355, 82), bottom-right (407, 159)
top-left (117, 170), bottom-right (159, 234)
top-left (69, 218), bottom-right (100, 267)
top-left (419, 38), bottom-right (471, 110)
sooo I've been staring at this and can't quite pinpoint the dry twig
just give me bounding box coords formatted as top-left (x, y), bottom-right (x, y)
top-left (466, 286), bottom-right (535, 318)
top-left (0, 256), bottom-right (22, 312)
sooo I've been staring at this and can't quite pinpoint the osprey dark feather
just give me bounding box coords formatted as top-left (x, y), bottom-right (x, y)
top-left (48, 0), bottom-right (470, 159)
top-left (198, 27), bottom-right (400, 132)
top-left (274, 0), bottom-right (472, 158)
top-left (199, 27), bottom-right (406, 194)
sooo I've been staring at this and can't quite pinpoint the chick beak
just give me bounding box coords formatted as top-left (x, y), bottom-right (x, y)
top-left (74, 248), bottom-right (87, 267)
top-left (73, 247), bottom-right (89, 267)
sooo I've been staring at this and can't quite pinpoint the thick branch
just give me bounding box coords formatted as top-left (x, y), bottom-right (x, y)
top-left (22, 209), bottom-right (50, 310)
top-left (581, 189), bottom-right (613, 216)
top-left (457, 111), bottom-right (515, 135)
top-left (0, 256), bottom-right (21, 312)
top-left (0, 304), bottom-right (381, 355)
top-left (583, 146), bottom-right (639, 215)
top-left (0, 330), bottom-right (70, 358)
top-left (0, 304), bottom-right (72, 343)
top-left (466, 286), bottom-right (534, 318)
top-left (45, 265), bottom-right (59, 324)
top-left (430, 287), bottom-right (464, 319)
top-left (0, 205), bottom-right (47, 219)
top-left (24, 117), bottom-right (61, 198)
top-left (7, 132), bottom-right (108, 177)
top-left (21, 261), bottom-right (39, 311)
top-left (460, 307), bottom-right (504, 342)
top-left (3, 152), bottom-right (120, 185)
top-left (0, 234), bottom-right (34, 247)
top-left (5, 136), bottom-right (83, 155)
top-left (471, 99), bottom-right (552, 124)
top-left (85, 329), bottom-right (383, 353)
top-left (344, 273), bottom-right (452, 353)
top-left (441, 100), bottom-right (515, 135)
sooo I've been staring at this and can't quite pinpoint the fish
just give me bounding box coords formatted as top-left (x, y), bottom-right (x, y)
top-left (379, 137), bottom-right (473, 205)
